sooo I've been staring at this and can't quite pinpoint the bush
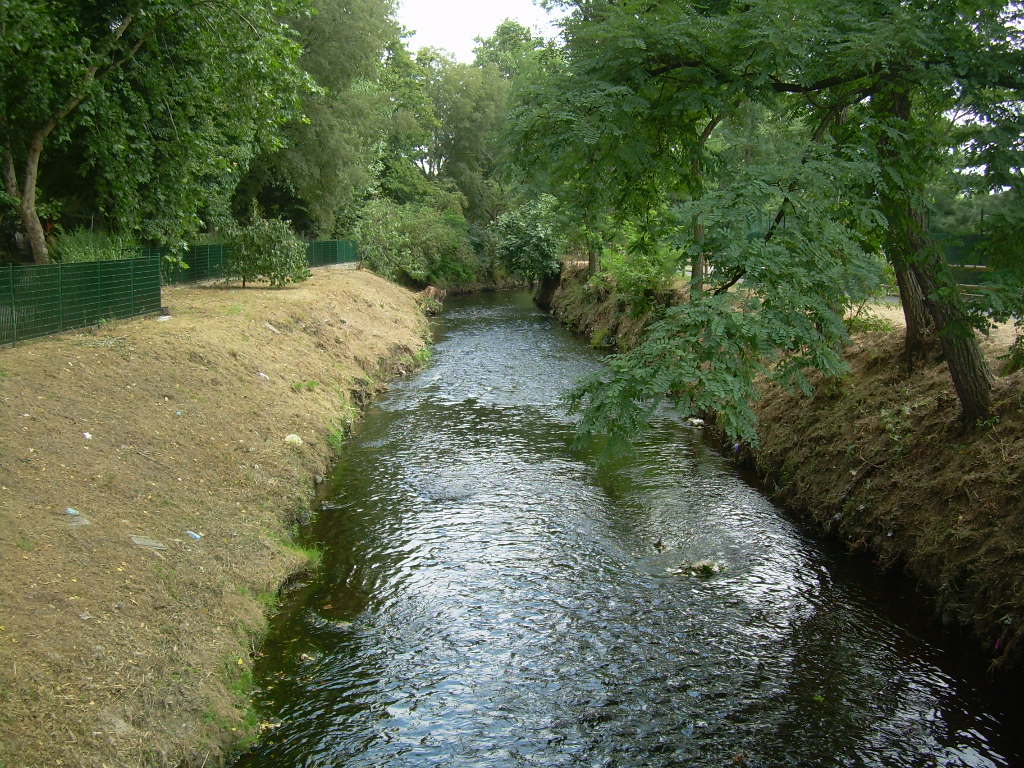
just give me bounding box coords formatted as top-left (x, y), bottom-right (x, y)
top-left (225, 210), bottom-right (310, 288)
top-left (52, 229), bottom-right (139, 263)
top-left (598, 239), bottom-right (679, 309)
top-left (355, 198), bottom-right (478, 288)
top-left (494, 194), bottom-right (562, 282)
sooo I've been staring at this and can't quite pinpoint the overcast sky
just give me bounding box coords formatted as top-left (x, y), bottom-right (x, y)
top-left (396, 0), bottom-right (562, 62)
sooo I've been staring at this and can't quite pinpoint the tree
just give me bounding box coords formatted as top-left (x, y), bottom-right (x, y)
top-left (237, 0), bottom-right (400, 237)
top-left (225, 204), bottom-right (311, 287)
top-left (495, 194), bottom-right (562, 280)
top-left (521, 0), bottom-right (1023, 434)
top-left (473, 19), bottom-right (546, 81)
top-left (0, 0), bottom-right (311, 262)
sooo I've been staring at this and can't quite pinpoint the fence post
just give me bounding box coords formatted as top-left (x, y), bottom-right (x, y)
top-left (58, 262), bottom-right (64, 332)
top-left (8, 265), bottom-right (17, 344)
top-left (130, 258), bottom-right (136, 316)
top-left (96, 260), bottom-right (102, 325)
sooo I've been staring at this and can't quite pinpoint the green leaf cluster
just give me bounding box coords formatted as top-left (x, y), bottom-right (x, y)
top-left (494, 194), bottom-right (562, 282)
top-left (224, 208), bottom-right (311, 288)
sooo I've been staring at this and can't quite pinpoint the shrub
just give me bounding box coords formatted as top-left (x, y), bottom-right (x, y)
top-left (494, 194), bottom-right (562, 282)
top-left (355, 198), bottom-right (478, 288)
top-left (52, 229), bottom-right (138, 263)
top-left (225, 209), bottom-right (310, 288)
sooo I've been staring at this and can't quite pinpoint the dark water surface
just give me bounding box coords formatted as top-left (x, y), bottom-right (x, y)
top-left (235, 292), bottom-right (1020, 768)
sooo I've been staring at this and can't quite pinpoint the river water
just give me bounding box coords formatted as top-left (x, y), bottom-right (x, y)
top-left (234, 292), bottom-right (1020, 768)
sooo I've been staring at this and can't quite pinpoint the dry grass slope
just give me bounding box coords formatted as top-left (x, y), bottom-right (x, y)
top-left (0, 268), bottom-right (427, 768)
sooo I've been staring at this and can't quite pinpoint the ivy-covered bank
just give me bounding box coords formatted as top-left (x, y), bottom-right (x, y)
top-left (550, 266), bottom-right (1024, 674)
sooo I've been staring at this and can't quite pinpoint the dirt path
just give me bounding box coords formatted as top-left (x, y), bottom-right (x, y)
top-left (0, 268), bottom-right (428, 767)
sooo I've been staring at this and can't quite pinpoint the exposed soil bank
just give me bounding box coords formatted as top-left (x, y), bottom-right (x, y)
top-left (0, 267), bottom-right (428, 767)
top-left (550, 265), bottom-right (1024, 673)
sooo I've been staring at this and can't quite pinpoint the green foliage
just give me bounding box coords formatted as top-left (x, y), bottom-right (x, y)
top-left (355, 195), bottom-right (477, 287)
top-left (413, 346), bottom-right (434, 367)
top-left (880, 404), bottom-right (913, 450)
top-left (272, 526), bottom-right (324, 569)
top-left (494, 194), bottom-right (563, 281)
top-left (511, 0), bottom-right (1024, 439)
top-left (224, 209), bottom-right (310, 288)
top-left (473, 20), bottom-right (547, 80)
top-left (51, 229), bottom-right (137, 263)
top-left (844, 311), bottom-right (896, 336)
top-left (1001, 329), bottom-right (1024, 376)
top-left (0, 0), bottom-right (314, 258)
top-left (238, 0), bottom-right (400, 236)
top-left (595, 220), bottom-right (681, 309)
top-left (290, 380), bottom-right (320, 392)
top-left (569, 289), bottom-right (851, 448)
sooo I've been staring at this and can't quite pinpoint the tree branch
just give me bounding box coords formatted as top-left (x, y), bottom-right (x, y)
top-left (712, 89), bottom-right (871, 296)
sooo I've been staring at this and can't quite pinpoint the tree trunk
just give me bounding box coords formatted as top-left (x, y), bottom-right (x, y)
top-left (690, 213), bottom-right (705, 300)
top-left (910, 248), bottom-right (993, 425)
top-left (891, 255), bottom-right (933, 370)
top-left (587, 242), bottom-right (601, 275)
top-left (2, 150), bottom-right (17, 198)
top-left (20, 133), bottom-right (50, 264)
top-left (876, 86), bottom-right (992, 424)
top-left (3, 149), bottom-right (27, 256)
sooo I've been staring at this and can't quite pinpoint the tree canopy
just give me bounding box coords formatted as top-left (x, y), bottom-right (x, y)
top-left (1, 0), bottom-right (1020, 438)
top-left (510, 0), bottom-right (1023, 441)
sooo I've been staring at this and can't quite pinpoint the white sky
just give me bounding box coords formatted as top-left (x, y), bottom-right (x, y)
top-left (397, 0), bottom-right (562, 62)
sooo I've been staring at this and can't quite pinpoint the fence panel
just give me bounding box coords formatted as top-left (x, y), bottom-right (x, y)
top-left (160, 240), bottom-right (356, 285)
top-left (1, 238), bottom-right (359, 344)
top-left (934, 232), bottom-right (993, 288)
top-left (0, 257), bottom-right (161, 345)
top-left (307, 240), bottom-right (359, 268)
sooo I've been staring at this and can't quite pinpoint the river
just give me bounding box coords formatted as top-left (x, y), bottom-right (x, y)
top-left (233, 292), bottom-right (1020, 768)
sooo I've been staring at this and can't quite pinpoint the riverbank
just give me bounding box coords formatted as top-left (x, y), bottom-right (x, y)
top-left (550, 265), bottom-right (1024, 672)
top-left (0, 268), bottom-right (428, 767)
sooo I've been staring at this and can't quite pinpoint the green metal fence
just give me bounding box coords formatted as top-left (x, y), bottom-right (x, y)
top-left (149, 243), bottom-right (229, 285)
top-left (153, 239), bottom-right (359, 285)
top-left (1, 257), bottom-right (162, 345)
top-left (934, 232), bottom-right (992, 288)
top-left (307, 239), bottom-right (358, 268)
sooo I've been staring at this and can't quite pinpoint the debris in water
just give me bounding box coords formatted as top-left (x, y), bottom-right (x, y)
top-left (668, 559), bottom-right (724, 578)
top-left (83, 432), bottom-right (92, 440)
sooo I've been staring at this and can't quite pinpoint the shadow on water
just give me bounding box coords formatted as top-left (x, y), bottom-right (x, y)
top-left (234, 291), bottom-right (1022, 768)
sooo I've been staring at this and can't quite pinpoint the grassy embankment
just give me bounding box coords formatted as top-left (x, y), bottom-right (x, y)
top-left (551, 264), bottom-right (1024, 673)
top-left (0, 267), bottom-right (429, 767)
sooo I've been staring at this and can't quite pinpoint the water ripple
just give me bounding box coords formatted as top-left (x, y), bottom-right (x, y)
top-left (236, 293), bottom-right (1020, 768)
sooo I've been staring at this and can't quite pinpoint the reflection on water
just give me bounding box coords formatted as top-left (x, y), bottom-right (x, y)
top-left (235, 292), bottom-right (1019, 768)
